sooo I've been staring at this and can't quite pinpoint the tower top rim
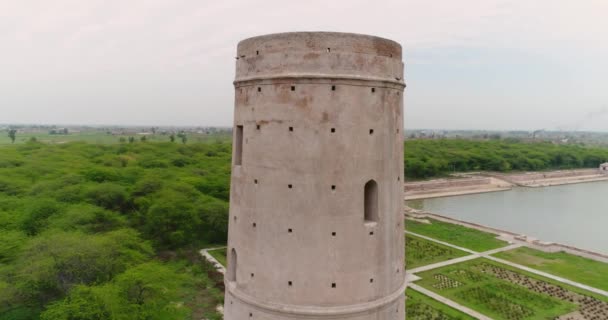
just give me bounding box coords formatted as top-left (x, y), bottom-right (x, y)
top-left (237, 31), bottom-right (402, 60)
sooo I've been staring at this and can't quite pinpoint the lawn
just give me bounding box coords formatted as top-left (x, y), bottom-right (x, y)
top-left (415, 258), bottom-right (608, 320)
top-left (208, 248), bottom-right (227, 267)
top-left (406, 218), bottom-right (507, 252)
top-left (406, 288), bottom-right (475, 320)
top-left (494, 247), bottom-right (608, 291)
top-left (406, 234), bottom-right (469, 269)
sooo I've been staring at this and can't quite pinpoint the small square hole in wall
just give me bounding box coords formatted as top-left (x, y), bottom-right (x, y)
top-left (234, 216), bottom-right (237, 221)
top-left (252, 222), bottom-right (256, 228)
top-left (331, 283), bottom-right (336, 288)
top-left (257, 87), bottom-right (261, 92)
top-left (396, 268), bottom-right (400, 273)
top-left (331, 128), bottom-right (335, 133)
top-left (371, 88), bottom-right (376, 93)
top-left (254, 179), bottom-right (258, 184)
top-left (251, 273), bottom-right (254, 278)
top-left (256, 125), bottom-right (260, 130)
top-left (331, 185), bottom-right (336, 190)
top-left (331, 85), bottom-right (336, 91)
top-left (332, 232), bottom-right (336, 236)
top-left (289, 126), bottom-right (293, 132)
top-left (291, 86), bottom-right (295, 91)
top-left (369, 231), bottom-right (374, 235)
top-left (256, 50), bottom-right (259, 55)
top-left (288, 281), bottom-right (293, 286)
top-left (288, 228), bottom-right (293, 233)
top-left (370, 278), bottom-right (374, 283)
top-left (369, 129), bottom-right (374, 135)
top-left (397, 176), bottom-right (400, 181)
top-left (327, 48), bottom-right (331, 53)
top-left (249, 313), bottom-right (253, 318)
top-left (288, 184), bottom-right (292, 189)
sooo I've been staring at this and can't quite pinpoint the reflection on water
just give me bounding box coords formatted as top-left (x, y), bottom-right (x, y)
top-left (421, 181), bottom-right (608, 254)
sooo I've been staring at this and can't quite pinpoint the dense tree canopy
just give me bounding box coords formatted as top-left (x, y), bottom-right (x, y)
top-left (0, 140), bottom-right (230, 319)
top-left (404, 139), bottom-right (608, 179)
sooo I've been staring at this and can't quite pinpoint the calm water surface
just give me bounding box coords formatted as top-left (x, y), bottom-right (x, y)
top-left (421, 181), bottom-right (608, 254)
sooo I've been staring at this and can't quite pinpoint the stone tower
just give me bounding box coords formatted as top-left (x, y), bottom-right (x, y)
top-left (225, 32), bottom-right (406, 320)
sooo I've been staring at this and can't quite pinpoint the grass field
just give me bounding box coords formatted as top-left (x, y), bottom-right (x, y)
top-left (415, 258), bottom-right (608, 320)
top-left (406, 234), bottom-right (469, 269)
top-left (406, 288), bottom-right (475, 320)
top-left (494, 247), bottom-right (608, 291)
top-left (406, 218), bottom-right (507, 252)
top-left (208, 248), bottom-right (228, 267)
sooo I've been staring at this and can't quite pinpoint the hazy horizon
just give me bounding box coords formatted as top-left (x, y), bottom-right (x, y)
top-left (2, 1), bottom-right (608, 131)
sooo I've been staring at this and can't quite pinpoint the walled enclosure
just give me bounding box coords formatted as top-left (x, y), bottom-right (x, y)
top-left (224, 32), bottom-right (406, 320)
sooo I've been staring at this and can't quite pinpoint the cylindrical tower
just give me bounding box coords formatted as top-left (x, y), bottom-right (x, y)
top-left (225, 32), bottom-right (406, 320)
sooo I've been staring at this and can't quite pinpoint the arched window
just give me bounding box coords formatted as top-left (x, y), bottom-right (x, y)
top-left (228, 248), bottom-right (237, 282)
top-left (364, 180), bottom-right (378, 223)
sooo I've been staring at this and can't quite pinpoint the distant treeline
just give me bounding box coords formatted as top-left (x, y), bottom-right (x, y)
top-left (405, 139), bottom-right (608, 179)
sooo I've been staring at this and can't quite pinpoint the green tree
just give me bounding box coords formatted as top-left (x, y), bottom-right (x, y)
top-left (20, 198), bottom-right (62, 235)
top-left (8, 129), bottom-right (16, 143)
top-left (84, 183), bottom-right (129, 211)
top-left (9, 230), bottom-right (152, 304)
top-left (143, 191), bottom-right (200, 248)
top-left (40, 263), bottom-right (190, 320)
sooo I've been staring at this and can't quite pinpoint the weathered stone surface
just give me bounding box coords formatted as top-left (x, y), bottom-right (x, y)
top-left (224, 32), bottom-right (406, 320)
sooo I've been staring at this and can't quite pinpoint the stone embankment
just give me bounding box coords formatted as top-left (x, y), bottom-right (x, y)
top-left (404, 169), bottom-right (608, 199)
top-left (404, 176), bottom-right (512, 200)
top-left (488, 169), bottom-right (608, 187)
top-left (405, 207), bottom-right (608, 264)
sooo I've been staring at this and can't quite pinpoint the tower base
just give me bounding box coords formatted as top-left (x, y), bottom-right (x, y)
top-left (223, 281), bottom-right (407, 320)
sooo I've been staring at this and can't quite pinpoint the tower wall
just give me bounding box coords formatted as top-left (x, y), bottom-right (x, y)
top-left (225, 32), bottom-right (406, 320)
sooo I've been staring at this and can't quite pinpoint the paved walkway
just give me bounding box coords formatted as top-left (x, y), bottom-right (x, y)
top-left (405, 232), bottom-right (522, 319)
top-left (200, 246), bottom-right (227, 274)
top-left (406, 230), bottom-right (608, 297)
top-left (405, 230), bottom-right (608, 319)
top-left (485, 255), bottom-right (608, 297)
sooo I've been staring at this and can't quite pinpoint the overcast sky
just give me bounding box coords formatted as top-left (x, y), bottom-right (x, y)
top-left (2, 0), bottom-right (608, 131)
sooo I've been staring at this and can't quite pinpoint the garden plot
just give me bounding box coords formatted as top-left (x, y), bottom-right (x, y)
top-left (406, 288), bottom-right (474, 320)
top-left (415, 258), bottom-right (608, 320)
top-left (406, 234), bottom-right (469, 269)
top-left (494, 247), bottom-right (608, 291)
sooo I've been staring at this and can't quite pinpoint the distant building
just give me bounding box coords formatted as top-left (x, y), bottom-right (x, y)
top-left (600, 163), bottom-right (608, 173)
